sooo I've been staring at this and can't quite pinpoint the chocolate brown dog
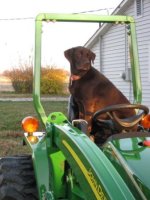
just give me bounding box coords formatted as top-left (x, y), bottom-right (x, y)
top-left (64, 46), bottom-right (135, 138)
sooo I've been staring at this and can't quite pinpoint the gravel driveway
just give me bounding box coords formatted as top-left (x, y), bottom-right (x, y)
top-left (0, 96), bottom-right (69, 102)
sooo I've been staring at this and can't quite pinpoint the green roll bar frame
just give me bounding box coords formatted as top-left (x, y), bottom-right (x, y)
top-left (34, 13), bottom-right (142, 126)
top-left (29, 13), bottom-right (143, 199)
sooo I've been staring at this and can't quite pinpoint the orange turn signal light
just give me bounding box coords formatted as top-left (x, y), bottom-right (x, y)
top-left (27, 135), bottom-right (39, 144)
top-left (22, 116), bottom-right (39, 133)
top-left (143, 140), bottom-right (150, 147)
top-left (141, 114), bottom-right (150, 129)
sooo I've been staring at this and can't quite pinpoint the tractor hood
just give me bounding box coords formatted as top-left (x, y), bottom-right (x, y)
top-left (103, 132), bottom-right (150, 199)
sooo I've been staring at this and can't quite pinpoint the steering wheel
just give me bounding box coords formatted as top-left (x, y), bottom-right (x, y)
top-left (93, 104), bottom-right (149, 130)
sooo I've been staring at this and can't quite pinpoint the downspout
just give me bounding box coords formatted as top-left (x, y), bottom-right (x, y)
top-left (99, 35), bottom-right (103, 72)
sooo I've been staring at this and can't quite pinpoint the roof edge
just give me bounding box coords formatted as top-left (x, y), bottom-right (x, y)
top-left (85, 0), bottom-right (133, 48)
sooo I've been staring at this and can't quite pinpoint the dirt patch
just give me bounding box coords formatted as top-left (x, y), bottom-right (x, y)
top-left (0, 131), bottom-right (30, 157)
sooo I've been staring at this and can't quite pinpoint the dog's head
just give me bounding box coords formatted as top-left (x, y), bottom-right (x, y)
top-left (64, 46), bottom-right (96, 75)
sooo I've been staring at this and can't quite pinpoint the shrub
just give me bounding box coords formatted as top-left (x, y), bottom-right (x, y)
top-left (4, 65), bottom-right (69, 95)
top-left (4, 65), bottom-right (33, 93)
top-left (41, 67), bottom-right (68, 94)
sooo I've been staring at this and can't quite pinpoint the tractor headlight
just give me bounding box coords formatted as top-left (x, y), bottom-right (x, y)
top-left (22, 116), bottom-right (39, 133)
top-left (22, 116), bottom-right (39, 144)
top-left (141, 114), bottom-right (150, 129)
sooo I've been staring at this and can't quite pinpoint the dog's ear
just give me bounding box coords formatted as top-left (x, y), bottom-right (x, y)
top-left (64, 48), bottom-right (73, 62)
top-left (89, 50), bottom-right (96, 64)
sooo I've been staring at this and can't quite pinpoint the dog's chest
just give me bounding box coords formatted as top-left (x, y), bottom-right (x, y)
top-left (69, 80), bottom-right (90, 98)
top-left (69, 81), bottom-right (80, 94)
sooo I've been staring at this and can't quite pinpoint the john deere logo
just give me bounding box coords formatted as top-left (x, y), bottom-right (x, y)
top-left (88, 168), bottom-right (107, 200)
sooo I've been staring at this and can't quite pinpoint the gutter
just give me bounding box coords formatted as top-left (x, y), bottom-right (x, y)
top-left (84, 0), bottom-right (134, 48)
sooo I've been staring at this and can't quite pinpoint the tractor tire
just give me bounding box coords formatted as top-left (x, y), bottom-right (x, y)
top-left (0, 155), bottom-right (38, 200)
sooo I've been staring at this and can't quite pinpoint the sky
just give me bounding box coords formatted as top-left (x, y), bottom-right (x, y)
top-left (0, 0), bottom-right (122, 73)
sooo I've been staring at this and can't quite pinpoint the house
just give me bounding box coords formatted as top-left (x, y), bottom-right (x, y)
top-left (85, 0), bottom-right (150, 109)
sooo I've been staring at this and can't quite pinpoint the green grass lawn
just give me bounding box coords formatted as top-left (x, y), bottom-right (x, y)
top-left (0, 101), bottom-right (68, 131)
top-left (0, 100), bottom-right (68, 156)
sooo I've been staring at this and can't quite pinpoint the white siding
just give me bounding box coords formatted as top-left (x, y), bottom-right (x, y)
top-left (91, 23), bottom-right (133, 101)
top-left (90, 0), bottom-right (150, 108)
top-left (124, 0), bottom-right (150, 108)
top-left (91, 40), bottom-right (100, 71)
top-left (102, 23), bottom-right (133, 101)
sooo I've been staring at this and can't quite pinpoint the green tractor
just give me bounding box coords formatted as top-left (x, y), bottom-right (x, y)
top-left (1, 13), bottom-right (150, 200)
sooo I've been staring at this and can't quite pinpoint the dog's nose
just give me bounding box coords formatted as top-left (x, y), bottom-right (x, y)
top-left (77, 63), bottom-right (90, 70)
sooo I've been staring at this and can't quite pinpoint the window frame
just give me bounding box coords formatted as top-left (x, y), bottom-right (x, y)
top-left (135, 0), bottom-right (143, 17)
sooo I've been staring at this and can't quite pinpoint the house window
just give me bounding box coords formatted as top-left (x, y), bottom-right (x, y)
top-left (136, 0), bottom-right (143, 16)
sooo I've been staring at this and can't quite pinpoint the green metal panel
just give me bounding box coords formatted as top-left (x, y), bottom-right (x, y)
top-left (25, 120), bottom-right (136, 199)
top-left (54, 121), bottom-right (136, 200)
top-left (24, 132), bottom-right (67, 200)
top-left (103, 135), bottom-right (150, 199)
top-left (23, 134), bottom-right (50, 199)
